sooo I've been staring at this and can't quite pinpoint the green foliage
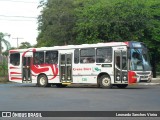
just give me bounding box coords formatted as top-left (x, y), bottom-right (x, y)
top-left (75, 0), bottom-right (152, 44)
top-left (37, 0), bottom-right (160, 46)
top-left (2, 50), bottom-right (9, 56)
top-left (37, 0), bottom-right (76, 47)
top-left (18, 42), bottom-right (32, 49)
top-left (0, 56), bottom-right (8, 77)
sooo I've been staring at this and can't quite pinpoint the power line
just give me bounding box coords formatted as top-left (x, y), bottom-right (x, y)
top-left (0, 15), bottom-right (37, 19)
top-left (0, 0), bottom-right (38, 4)
top-left (0, 18), bottom-right (37, 22)
top-left (0, 15), bottom-right (38, 21)
top-left (12, 37), bottom-right (23, 48)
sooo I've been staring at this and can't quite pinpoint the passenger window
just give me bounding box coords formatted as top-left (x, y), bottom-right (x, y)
top-left (34, 52), bottom-right (44, 65)
top-left (10, 53), bottom-right (20, 66)
top-left (74, 49), bottom-right (79, 64)
top-left (96, 47), bottom-right (112, 63)
top-left (45, 51), bottom-right (58, 64)
top-left (80, 48), bottom-right (95, 63)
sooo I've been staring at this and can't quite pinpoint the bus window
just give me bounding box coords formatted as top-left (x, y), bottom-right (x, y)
top-left (115, 54), bottom-right (127, 70)
top-left (45, 51), bottom-right (58, 64)
top-left (116, 56), bottom-right (120, 68)
top-left (61, 54), bottom-right (65, 64)
top-left (34, 52), bottom-right (44, 65)
top-left (74, 49), bottom-right (79, 64)
top-left (131, 52), bottom-right (143, 70)
top-left (10, 53), bottom-right (20, 66)
top-left (80, 48), bottom-right (95, 63)
top-left (96, 47), bottom-right (112, 63)
top-left (67, 54), bottom-right (72, 64)
top-left (122, 56), bottom-right (127, 70)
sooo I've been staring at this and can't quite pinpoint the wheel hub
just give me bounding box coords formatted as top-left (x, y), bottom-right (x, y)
top-left (40, 77), bottom-right (45, 85)
top-left (102, 78), bottom-right (110, 86)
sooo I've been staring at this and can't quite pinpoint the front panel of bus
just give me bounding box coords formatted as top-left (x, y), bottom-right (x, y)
top-left (128, 42), bottom-right (152, 84)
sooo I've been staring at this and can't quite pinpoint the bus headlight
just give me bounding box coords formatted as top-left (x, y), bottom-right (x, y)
top-left (116, 76), bottom-right (120, 81)
top-left (123, 76), bottom-right (127, 81)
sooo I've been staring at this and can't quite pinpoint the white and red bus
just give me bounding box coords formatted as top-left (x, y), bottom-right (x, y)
top-left (8, 41), bottom-right (152, 88)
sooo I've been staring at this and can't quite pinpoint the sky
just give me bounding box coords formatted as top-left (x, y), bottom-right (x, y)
top-left (0, 0), bottom-right (41, 49)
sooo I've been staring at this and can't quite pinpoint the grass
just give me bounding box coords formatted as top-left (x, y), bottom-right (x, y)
top-left (0, 76), bottom-right (9, 83)
top-left (0, 65), bottom-right (8, 83)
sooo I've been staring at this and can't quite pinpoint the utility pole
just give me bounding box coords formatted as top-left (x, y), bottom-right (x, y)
top-left (12, 37), bottom-right (23, 48)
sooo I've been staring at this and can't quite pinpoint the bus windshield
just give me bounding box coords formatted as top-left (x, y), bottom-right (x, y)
top-left (130, 48), bottom-right (151, 71)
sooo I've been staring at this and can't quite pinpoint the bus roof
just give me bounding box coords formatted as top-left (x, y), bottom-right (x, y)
top-left (9, 41), bottom-right (141, 53)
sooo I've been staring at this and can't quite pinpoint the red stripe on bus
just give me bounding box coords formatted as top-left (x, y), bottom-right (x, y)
top-left (22, 48), bottom-right (36, 57)
top-left (10, 72), bottom-right (21, 74)
top-left (30, 64), bottom-right (58, 80)
top-left (10, 67), bottom-right (18, 69)
top-left (39, 64), bottom-right (58, 80)
top-left (124, 41), bottom-right (129, 46)
top-left (48, 64), bottom-right (58, 80)
top-left (31, 65), bottom-right (49, 74)
top-left (11, 77), bottom-right (22, 80)
top-left (9, 50), bottom-right (18, 54)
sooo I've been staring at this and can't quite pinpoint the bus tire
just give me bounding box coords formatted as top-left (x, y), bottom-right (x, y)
top-left (37, 74), bottom-right (48, 87)
top-left (99, 75), bottom-right (112, 89)
top-left (116, 84), bottom-right (128, 89)
top-left (56, 84), bottom-right (67, 88)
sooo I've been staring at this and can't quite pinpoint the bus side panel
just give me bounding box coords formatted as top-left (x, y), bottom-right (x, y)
top-left (72, 64), bottom-right (100, 84)
top-left (30, 64), bottom-right (60, 84)
top-left (72, 63), bottom-right (115, 84)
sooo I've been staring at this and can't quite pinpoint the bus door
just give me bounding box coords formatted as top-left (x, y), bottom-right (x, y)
top-left (114, 50), bottom-right (128, 84)
top-left (59, 53), bottom-right (72, 83)
top-left (22, 57), bottom-right (32, 83)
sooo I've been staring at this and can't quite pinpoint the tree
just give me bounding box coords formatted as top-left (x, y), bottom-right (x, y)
top-left (142, 1), bottom-right (160, 77)
top-left (37, 0), bottom-right (76, 47)
top-left (0, 32), bottom-right (11, 77)
top-left (2, 47), bottom-right (16, 57)
top-left (18, 42), bottom-right (32, 49)
top-left (75, 0), bottom-right (152, 43)
top-left (0, 32), bottom-right (11, 55)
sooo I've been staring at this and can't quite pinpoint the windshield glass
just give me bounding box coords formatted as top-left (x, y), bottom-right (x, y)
top-left (130, 48), bottom-right (151, 71)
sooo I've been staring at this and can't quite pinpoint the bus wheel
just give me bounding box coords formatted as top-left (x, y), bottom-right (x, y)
top-left (37, 74), bottom-right (48, 87)
top-left (116, 84), bottom-right (128, 89)
top-left (56, 84), bottom-right (67, 88)
top-left (100, 75), bottom-right (112, 89)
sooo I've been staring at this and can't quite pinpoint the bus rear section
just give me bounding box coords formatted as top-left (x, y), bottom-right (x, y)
top-left (8, 49), bottom-right (60, 86)
top-left (8, 49), bottom-right (33, 83)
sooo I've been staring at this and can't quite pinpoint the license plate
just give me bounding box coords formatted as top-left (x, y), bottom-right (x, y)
top-left (141, 76), bottom-right (147, 80)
